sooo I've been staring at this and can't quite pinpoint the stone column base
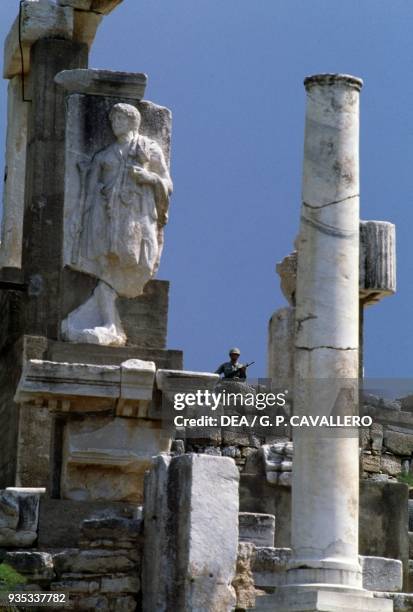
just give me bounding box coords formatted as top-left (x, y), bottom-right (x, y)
top-left (253, 587), bottom-right (393, 611)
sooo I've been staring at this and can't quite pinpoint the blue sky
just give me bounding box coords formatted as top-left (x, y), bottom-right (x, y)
top-left (0, 1), bottom-right (411, 377)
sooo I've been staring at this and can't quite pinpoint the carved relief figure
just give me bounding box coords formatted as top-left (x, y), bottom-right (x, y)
top-left (62, 103), bottom-right (172, 346)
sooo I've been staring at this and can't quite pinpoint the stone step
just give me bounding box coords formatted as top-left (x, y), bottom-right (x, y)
top-left (251, 549), bottom-right (402, 594)
top-left (238, 512), bottom-right (275, 547)
top-left (377, 593), bottom-right (413, 612)
top-left (252, 590), bottom-right (394, 611)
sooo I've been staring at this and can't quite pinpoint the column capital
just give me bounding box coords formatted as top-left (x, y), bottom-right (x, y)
top-left (304, 73), bottom-right (363, 92)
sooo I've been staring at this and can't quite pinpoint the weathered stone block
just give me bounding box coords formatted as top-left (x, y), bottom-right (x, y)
top-left (360, 480), bottom-right (409, 590)
top-left (50, 579), bottom-right (100, 594)
top-left (232, 542), bottom-right (256, 611)
top-left (381, 453), bottom-right (402, 476)
top-left (362, 452), bottom-right (381, 473)
top-left (267, 306), bottom-right (295, 382)
top-left (252, 547), bottom-right (292, 589)
top-left (0, 491), bottom-right (19, 530)
top-left (4, 0), bottom-right (74, 78)
top-left (38, 499), bottom-right (136, 548)
top-left (0, 76), bottom-right (29, 269)
top-left (384, 430), bottom-right (413, 456)
top-left (239, 513), bottom-right (275, 547)
top-left (61, 416), bottom-right (169, 503)
top-left (55, 68), bottom-right (147, 100)
top-left (390, 593), bottom-right (413, 611)
top-left (360, 555), bottom-right (402, 592)
top-left (359, 220), bottom-right (396, 304)
top-left (0, 489), bottom-right (40, 547)
top-left (81, 517), bottom-right (141, 542)
top-left (408, 500), bottom-right (413, 532)
top-left (143, 454), bottom-right (239, 612)
top-left (100, 574), bottom-right (140, 594)
top-left (53, 549), bottom-right (136, 575)
top-left (4, 551), bottom-right (54, 581)
top-left (58, 0), bottom-right (123, 14)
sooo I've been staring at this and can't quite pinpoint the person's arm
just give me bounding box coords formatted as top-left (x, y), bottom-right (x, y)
top-left (215, 363), bottom-right (225, 375)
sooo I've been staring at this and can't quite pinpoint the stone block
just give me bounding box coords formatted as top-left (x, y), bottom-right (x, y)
top-left (252, 547), bottom-right (292, 589)
top-left (16, 359), bottom-right (155, 416)
top-left (232, 542), bottom-right (256, 611)
top-left (0, 76), bottom-right (29, 269)
top-left (15, 358), bottom-right (121, 403)
top-left (119, 359), bottom-right (155, 401)
top-left (143, 454), bottom-right (239, 612)
top-left (371, 423), bottom-right (384, 452)
top-left (110, 597), bottom-right (136, 612)
top-left (51, 579), bottom-right (100, 594)
top-left (391, 594), bottom-right (413, 612)
top-left (381, 454), bottom-right (402, 476)
top-left (384, 430), bottom-right (413, 456)
top-left (100, 574), bottom-right (140, 594)
top-left (360, 555), bottom-right (403, 592)
top-left (15, 403), bottom-right (52, 488)
top-left (4, 551), bottom-right (54, 581)
top-left (239, 513), bottom-right (275, 547)
top-left (362, 452), bottom-right (381, 473)
top-left (4, 0), bottom-right (74, 79)
top-left (46, 338), bottom-right (183, 372)
top-left (0, 489), bottom-right (40, 547)
top-left (0, 491), bottom-right (19, 530)
top-left (267, 306), bottom-right (295, 382)
top-left (53, 549), bottom-right (136, 575)
top-left (360, 480), bottom-right (409, 590)
top-left (58, 0), bottom-right (123, 15)
top-left (257, 588), bottom-right (393, 611)
top-left (38, 499), bottom-right (136, 548)
top-left (55, 69), bottom-right (147, 99)
top-left (81, 517), bottom-right (141, 542)
top-left (409, 500), bottom-right (413, 532)
top-left (239, 474), bottom-right (291, 548)
top-left (359, 220), bottom-right (396, 304)
top-left (61, 416), bottom-right (170, 503)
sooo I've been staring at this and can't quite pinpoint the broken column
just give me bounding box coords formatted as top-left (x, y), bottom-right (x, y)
top-left (269, 219), bottom-right (396, 383)
top-left (267, 252), bottom-right (296, 384)
top-left (278, 74), bottom-right (392, 611)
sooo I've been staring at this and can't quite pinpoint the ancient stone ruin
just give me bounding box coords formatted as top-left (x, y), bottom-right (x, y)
top-left (0, 2), bottom-right (412, 611)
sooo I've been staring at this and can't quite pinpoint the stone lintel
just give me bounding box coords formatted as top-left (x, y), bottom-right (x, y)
top-left (3, 0), bottom-right (74, 79)
top-left (156, 369), bottom-right (219, 395)
top-left (58, 0), bottom-right (124, 15)
top-left (55, 68), bottom-right (148, 99)
top-left (14, 357), bottom-right (156, 406)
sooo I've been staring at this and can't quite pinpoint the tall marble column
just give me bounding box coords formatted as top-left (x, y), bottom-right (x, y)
top-left (277, 75), bottom-right (392, 611)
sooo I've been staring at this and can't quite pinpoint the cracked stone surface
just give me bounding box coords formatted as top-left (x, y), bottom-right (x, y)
top-left (288, 74), bottom-right (363, 592)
